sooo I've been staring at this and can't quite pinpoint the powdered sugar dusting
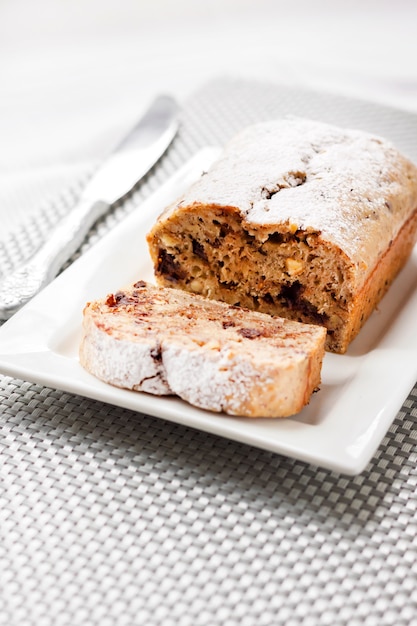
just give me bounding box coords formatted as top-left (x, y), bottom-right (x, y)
top-left (80, 320), bottom-right (266, 414)
top-left (80, 317), bottom-right (171, 395)
top-left (178, 118), bottom-right (417, 274)
top-left (162, 342), bottom-right (260, 414)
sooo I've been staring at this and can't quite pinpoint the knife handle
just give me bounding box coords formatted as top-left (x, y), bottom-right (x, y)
top-left (0, 197), bottom-right (109, 320)
top-left (34, 197), bottom-right (109, 275)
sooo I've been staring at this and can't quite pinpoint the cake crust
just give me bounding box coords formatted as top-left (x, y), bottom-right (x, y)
top-left (147, 118), bottom-right (417, 353)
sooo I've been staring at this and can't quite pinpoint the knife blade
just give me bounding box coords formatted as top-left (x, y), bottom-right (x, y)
top-left (0, 94), bottom-right (179, 320)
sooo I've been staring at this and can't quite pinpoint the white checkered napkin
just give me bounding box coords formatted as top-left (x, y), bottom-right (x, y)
top-left (1, 79), bottom-right (417, 626)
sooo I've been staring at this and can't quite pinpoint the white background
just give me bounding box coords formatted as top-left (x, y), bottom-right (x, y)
top-left (1, 0), bottom-right (417, 240)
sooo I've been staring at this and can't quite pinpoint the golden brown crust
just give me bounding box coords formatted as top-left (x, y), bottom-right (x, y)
top-left (342, 207), bottom-right (417, 351)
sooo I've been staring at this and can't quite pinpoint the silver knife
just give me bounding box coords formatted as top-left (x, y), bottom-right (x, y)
top-left (0, 94), bottom-right (179, 320)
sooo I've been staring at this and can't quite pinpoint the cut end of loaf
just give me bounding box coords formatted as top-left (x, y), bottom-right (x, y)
top-left (147, 204), bottom-right (354, 353)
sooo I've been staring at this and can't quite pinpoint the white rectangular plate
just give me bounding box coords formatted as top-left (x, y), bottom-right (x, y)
top-left (1, 147), bottom-right (417, 475)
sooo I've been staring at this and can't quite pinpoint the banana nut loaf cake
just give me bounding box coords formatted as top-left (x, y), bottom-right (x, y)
top-left (79, 280), bottom-right (326, 418)
top-left (147, 118), bottom-right (417, 353)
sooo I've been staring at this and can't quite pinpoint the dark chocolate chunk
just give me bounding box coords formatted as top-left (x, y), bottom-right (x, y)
top-left (156, 249), bottom-right (186, 282)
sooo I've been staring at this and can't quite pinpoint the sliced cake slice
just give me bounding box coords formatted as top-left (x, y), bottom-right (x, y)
top-left (79, 280), bottom-right (326, 418)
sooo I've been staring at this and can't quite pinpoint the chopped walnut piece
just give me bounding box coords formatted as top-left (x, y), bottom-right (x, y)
top-left (285, 258), bottom-right (304, 276)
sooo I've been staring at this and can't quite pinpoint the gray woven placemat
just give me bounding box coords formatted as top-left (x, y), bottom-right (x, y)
top-left (1, 78), bottom-right (417, 626)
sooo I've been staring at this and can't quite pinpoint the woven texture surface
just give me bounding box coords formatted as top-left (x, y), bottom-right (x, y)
top-left (1, 78), bottom-right (417, 625)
